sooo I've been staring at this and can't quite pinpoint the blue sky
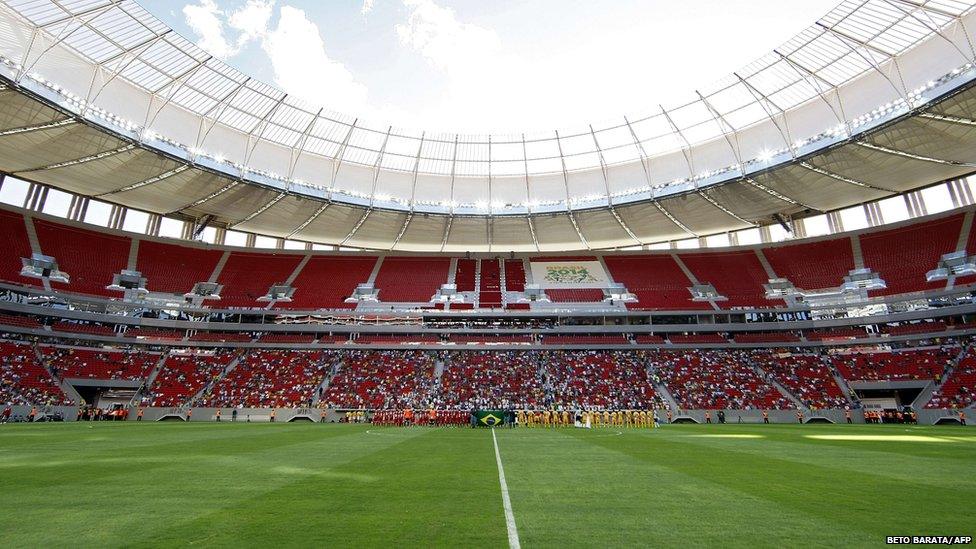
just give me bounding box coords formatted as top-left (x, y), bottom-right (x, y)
top-left (148, 0), bottom-right (839, 132)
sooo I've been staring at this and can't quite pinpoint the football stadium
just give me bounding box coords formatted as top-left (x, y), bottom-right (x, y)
top-left (0, 0), bottom-right (975, 546)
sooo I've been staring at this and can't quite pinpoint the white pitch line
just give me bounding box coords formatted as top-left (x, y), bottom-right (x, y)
top-left (491, 428), bottom-right (521, 549)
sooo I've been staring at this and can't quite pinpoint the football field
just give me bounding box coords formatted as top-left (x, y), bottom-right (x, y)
top-left (0, 422), bottom-right (973, 547)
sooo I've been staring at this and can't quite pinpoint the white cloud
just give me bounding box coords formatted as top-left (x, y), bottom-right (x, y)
top-left (263, 6), bottom-right (369, 113)
top-left (183, 0), bottom-right (239, 58)
top-left (361, 0), bottom-right (375, 18)
top-left (228, 0), bottom-right (274, 45)
top-left (182, 1), bottom-right (370, 115)
top-left (395, 0), bottom-right (498, 72)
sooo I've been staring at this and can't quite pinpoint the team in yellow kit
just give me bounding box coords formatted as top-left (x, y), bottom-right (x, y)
top-left (515, 409), bottom-right (656, 428)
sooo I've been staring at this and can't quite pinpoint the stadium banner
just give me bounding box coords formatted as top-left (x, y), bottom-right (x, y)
top-left (473, 410), bottom-right (506, 426)
top-left (530, 261), bottom-right (610, 289)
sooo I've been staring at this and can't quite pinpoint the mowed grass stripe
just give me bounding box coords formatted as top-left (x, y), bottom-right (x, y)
top-left (647, 425), bottom-right (976, 490)
top-left (571, 426), bottom-right (974, 544)
top-left (0, 424), bottom-right (430, 547)
top-left (497, 427), bottom-right (876, 547)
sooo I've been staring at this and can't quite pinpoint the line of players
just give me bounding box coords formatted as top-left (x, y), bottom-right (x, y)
top-left (518, 409), bottom-right (656, 428)
top-left (365, 408), bottom-right (657, 427)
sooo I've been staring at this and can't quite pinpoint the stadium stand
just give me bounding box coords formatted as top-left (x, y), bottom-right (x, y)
top-left (51, 322), bottom-right (115, 336)
top-left (546, 289), bottom-right (604, 302)
top-left (829, 347), bottom-right (958, 381)
top-left (544, 351), bottom-right (662, 410)
top-left (669, 334), bottom-right (727, 344)
top-left (0, 314), bottom-right (42, 330)
top-left (216, 252), bottom-right (303, 307)
top-left (35, 220), bottom-right (129, 297)
top-left (543, 335), bottom-right (629, 345)
top-left (926, 349), bottom-right (976, 409)
top-left (504, 259), bottom-right (526, 292)
top-left (436, 351), bottom-right (544, 409)
top-left (374, 257), bottom-right (451, 302)
top-left (762, 238), bottom-right (855, 290)
top-left (188, 332), bottom-right (253, 343)
top-left (455, 259), bottom-right (476, 292)
top-left (142, 351), bottom-right (236, 407)
top-left (753, 353), bottom-right (848, 409)
top-left (479, 259), bottom-right (503, 307)
top-left (602, 255), bottom-right (710, 310)
top-left (200, 350), bottom-right (335, 407)
top-left (652, 350), bottom-right (794, 410)
top-left (257, 334), bottom-right (317, 344)
top-left (282, 256), bottom-right (377, 310)
top-left (0, 341), bottom-right (72, 405)
top-left (732, 332), bottom-right (802, 344)
top-left (136, 240), bottom-right (223, 294)
top-left (123, 328), bottom-right (185, 341)
top-left (42, 346), bottom-right (158, 381)
top-left (859, 214), bottom-right (963, 296)
top-left (633, 334), bottom-right (666, 344)
top-left (883, 322), bottom-right (949, 336)
top-left (680, 250), bottom-right (781, 308)
top-left (805, 328), bottom-right (870, 341)
top-left (0, 210), bottom-right (36, 286)
top-left (322, 350), bottom-right (435, 409)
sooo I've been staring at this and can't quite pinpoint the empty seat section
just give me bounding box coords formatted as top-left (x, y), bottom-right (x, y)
top-left (374, 257), bottom-right (450, 302)
top-left (454, 259), bottom-right (476, 292)
top-left (543, 335), bottom-right (629, 345)
top-left (763, 238), bottom-right (854, 290)
top-left (859, 214), bottom-right (963, 296)
top-left (546, 288), bottom-right (604, 302)
top-left (35, 220), bottom-right (129, 297)
top-left (680, 250), bottom-right (780, 308)
top-left (668, 334), bottom-right (727, 344)
top-left (503, 259), bottom-right (525, 291)
top-left (603, 255), bottom-right (708, 310)
top-left (216, 252), bottom-right (302, 307)
top-left (732, 332), bottom-right (801, 344)
top-left (478, 259), bottom-right (502, 307)
top-left (284, 256), bottom-right (377, 309)
top-left (137, 240), bottom-right (223, 294)
top-left (0, 210), bottom-right (36, 286)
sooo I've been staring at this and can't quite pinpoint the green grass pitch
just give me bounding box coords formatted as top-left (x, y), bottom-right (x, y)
top-left (0, 423), bottom-right (973, 547)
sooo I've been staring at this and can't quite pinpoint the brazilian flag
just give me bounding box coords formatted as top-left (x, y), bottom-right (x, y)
top-left (474, 410), bottom-right (506, 427)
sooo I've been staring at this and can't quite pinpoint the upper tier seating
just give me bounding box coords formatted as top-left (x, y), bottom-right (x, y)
top-left (123, 328), bottom-right (185, 341)
top-left (436, 351), bottom-right (544, 409)
top-left (546, 289), bottom-right (604, 302)
top-left (668, 334), bottom-right (727, 344)
top-left (762, 238), bottom-right (854, 291)
top-left (282, 256), bottom-right (377, 310)
top-left (883, 322), bottom-right (949, 336)
top-left (200, 349), bottom-right (335, 407)
top-left (603, 255), bottom-right (710, 310)
top-left (504, 259), bottom-right (526, 292)
top-left (42, 346), bottom-right (158, 381)
top-left (36, 220), bottom-right (129, 297)
top-left (52, 322), bottom-right (115, 336)
top-left (454, 259), bottom-right (476, 292)
top-left (680, 250), bottom-right (781, 308)
top-left (543, 335), bottom-right (629, 345)
top-left (0, 341), bottom-right (72, 405)
top-left (355, 335), bottom-right (440, 345)
top-left (805, 328), bottom-right (869, 341)
top-left (322, 350), bottom-right (435, 409)
top-left (633, 334), bottom-right (666, 344)
top-left (142, 351), bottom-right (236, 407)
top-left (753, 353), bottom-right (848, 409)
top-left (479, 260), bottom-right (502, 307)
top-left (544, 350), bottom-right (662, 410)
top-left (136, 240), bottom-right (223, 294)
top-left (926, 350), bottom-right (976, 409)
top-left (449, 334), bottom-right (535, 344)
top-left (733, 332), bottom-right (802, 344)
top-left (374, 257), bottom-right (451, 302)
top-left (859, 214), bottom-right (963, 296)
top-left (257, 334), bottom-right (317, 344)
top-left (0, 314), bottom-right (42, 330)
top-left (829, 347), bottom-right (958, 381)
top-left (188, 332), bottom-right (253, 343)
top-left (0, 210), bottom-right (36, 286)
top-left (216, 252), bottom-right (303, 307)
top-left (651, 350), bottom-right (794, 410)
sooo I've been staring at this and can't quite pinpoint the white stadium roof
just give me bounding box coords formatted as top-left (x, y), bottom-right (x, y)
top-left (0, 0), bottom-right (974, 251)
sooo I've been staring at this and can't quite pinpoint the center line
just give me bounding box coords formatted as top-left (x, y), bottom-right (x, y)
top-left (492, 427), bottom-right (521, 549)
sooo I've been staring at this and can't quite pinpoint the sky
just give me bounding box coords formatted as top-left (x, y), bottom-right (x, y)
top-left (147, 0), bottom-right (839, 133)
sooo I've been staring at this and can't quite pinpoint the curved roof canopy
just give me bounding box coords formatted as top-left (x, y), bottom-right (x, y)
top-left (0, 0), bottom-right (974, 251)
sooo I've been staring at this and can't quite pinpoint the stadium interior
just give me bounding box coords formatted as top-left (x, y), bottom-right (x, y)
top-left (1, 0), bottom-right (975, 546)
